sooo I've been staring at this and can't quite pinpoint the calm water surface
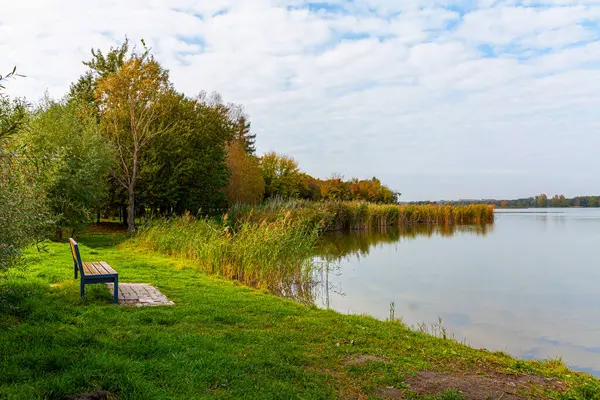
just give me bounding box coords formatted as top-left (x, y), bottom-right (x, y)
top-left (313, 208), bottom-right (600, 376)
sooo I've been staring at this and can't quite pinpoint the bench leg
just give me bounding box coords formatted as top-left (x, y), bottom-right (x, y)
top-left (80, 279), bottom-right (85, 298)
top-left (113, 278), bottom-right (119, 304)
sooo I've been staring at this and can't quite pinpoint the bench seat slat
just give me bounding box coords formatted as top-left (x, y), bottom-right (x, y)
top-left (99, 261), bottom-right (118, 275)
top-left (89, 262), bottom-right (100, 274)
top-left (92, 262), bottom-right (102, 275)
top-left (82, 262), bottom-right (95, 275)
top-left (92, 262), bottom-right (107, 274)
top-left (83, 262), bottom-right (116, 276)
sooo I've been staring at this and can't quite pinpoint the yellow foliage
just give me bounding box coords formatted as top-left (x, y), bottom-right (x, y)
top-left (226, 141), bottom-right (265, 205)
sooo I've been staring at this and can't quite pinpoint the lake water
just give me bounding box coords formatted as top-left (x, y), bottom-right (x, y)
top-left (313, 208), bottom-right (600, 377)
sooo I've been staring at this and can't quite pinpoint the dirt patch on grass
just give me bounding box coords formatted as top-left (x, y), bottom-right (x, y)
top-left (68, 390), bottom-right (117, 400)
top-left (375, 387), bottom-right (406, 398)
top-left (342, 354), bottom-right (389, 365)
top-left (403, 371), bottom-right (567, 399)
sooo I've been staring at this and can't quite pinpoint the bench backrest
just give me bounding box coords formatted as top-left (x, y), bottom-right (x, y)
top-left (69, 238), bottom-right (84, 277)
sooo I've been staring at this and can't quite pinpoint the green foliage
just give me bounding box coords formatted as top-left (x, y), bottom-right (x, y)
top-left (234, 115), bottom-right (256, 155)
top-left (69, 39), bottom-right (133, 116)
top-left (559, 380), bottom-right (600, 400)
top-left (83, 37), bottom-right (132, 78)
top-left (588, 196), bottom-right (598, 208)
top-left (0, 97), bottom-right (26, 142)
top-left (260, 151), bottom-right (302, 199)
top-left (138, 96), bottom-right (233, 215)
top-left (24, 98), bottom-right (111, 239)
top-left (0, 160), bottom-right (50, 270)
top-left (0, 78), bottom-right (51, 271)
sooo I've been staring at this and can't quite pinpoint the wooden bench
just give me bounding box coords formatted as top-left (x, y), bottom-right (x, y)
top-left (69, 238), bottom-right (119, 303)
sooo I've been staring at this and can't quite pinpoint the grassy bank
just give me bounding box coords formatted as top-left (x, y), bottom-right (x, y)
top-left (0, 229), bottom-right (598, 399)
top-left (228, 200), bottom-right (495, 231)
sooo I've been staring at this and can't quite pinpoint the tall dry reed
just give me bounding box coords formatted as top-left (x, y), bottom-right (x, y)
top-left (135, 212), bottom-right (321, 292)
top-left (230, 200), bottom-right (494, 231)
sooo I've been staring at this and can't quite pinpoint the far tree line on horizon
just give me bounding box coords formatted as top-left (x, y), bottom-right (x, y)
top-left (0, 37), bottom-right (399, 268)
top-left (408, 194), bottom-right (600, 208)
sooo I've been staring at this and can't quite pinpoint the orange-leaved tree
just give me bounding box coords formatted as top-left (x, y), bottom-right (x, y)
top-left (96, 55), bottom-right (176, 231)
top-left (226, 141), bottom-right (264, 205)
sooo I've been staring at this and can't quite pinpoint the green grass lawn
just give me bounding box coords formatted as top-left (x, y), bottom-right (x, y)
top-left (1, 229), bottom-right (598, 399)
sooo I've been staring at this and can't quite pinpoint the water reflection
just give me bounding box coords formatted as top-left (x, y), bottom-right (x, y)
top-left (282, 223), bottom-right (494, 307)
top-left (278, 224), bottom-right (493, 305)
top-left (315, 223), bottom-right (492, 260)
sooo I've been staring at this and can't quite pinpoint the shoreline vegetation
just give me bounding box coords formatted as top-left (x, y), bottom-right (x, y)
top-left (407, 193), bottom-right (600, 208)
top-left (135, 202), bottom-right (495, 293)
top-left (228, 200), bottom-right (495, 230)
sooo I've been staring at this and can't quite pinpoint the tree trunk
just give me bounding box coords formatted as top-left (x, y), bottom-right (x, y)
top-left (55, 227), bottom-right (63, 242)
top-left (121, 206), bottom-right (128, 228)
top-left (127, 186), bottom-right (136, 233)
top-left (127, 153), bottom-right (139, 233)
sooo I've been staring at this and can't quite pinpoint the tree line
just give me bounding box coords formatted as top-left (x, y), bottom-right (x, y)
top-left (407, 194), bottom-right (600, 208)
top-left (0, 39), bottom-right (398, 269)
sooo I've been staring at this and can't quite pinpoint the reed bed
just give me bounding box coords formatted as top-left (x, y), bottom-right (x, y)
top-left (136, 201), bottom-right (493, 296)
top-left (135, 212), bottom-right (320, 292)
top-left (230, 200), bottom-right (494, 231)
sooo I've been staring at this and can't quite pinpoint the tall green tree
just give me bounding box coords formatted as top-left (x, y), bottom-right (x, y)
top-left (138, 96), bottom-right (234, 215)
top-left (25, 98), bottom-right (111, 239)
top-left (234, 115), bottom-right (256, 155)
top-left (260, 152), bottom-right (302, 199)
top-left (69, 38), bottom-right (131, 105)
top-left (0, 70), bottom-right (51, 270)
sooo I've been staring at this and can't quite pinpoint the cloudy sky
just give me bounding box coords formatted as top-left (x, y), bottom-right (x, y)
top-left (2, 0), bottom-right (600, 200)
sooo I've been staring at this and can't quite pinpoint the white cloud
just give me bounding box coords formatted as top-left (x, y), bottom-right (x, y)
top-left (2, 0), bottom-right (600, 200)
